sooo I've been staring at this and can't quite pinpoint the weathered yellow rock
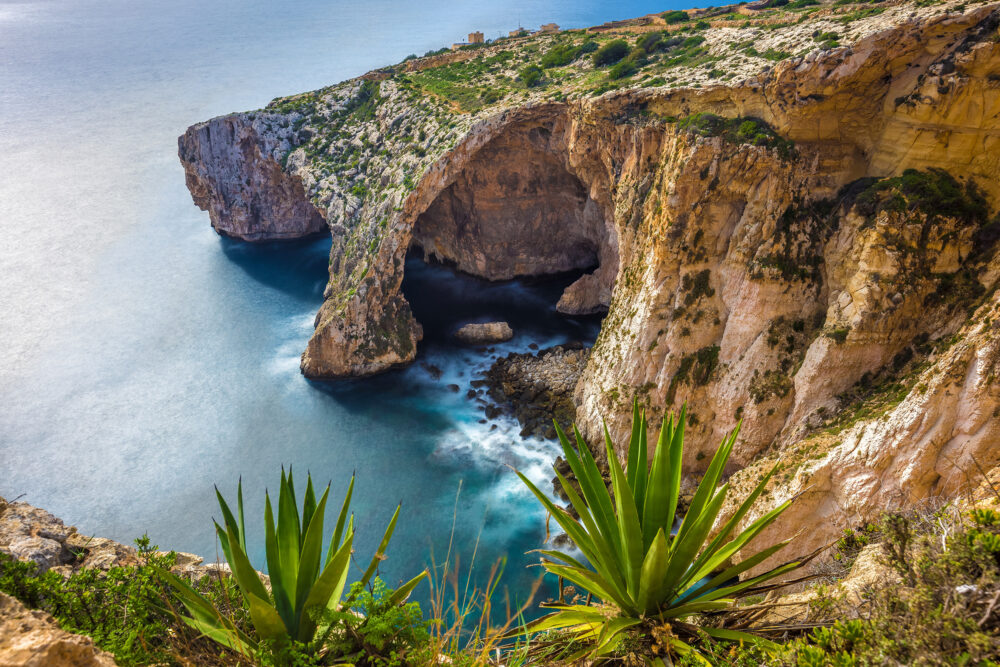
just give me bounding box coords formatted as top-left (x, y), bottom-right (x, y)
top-left (0, 593), bottom-right (116, 667)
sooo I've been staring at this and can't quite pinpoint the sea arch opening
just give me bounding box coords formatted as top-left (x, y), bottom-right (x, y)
top-left (407, 118), bottom-right (615, 317)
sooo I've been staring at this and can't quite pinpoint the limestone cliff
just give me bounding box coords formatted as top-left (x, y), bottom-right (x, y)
top-left (180, 0), bottom-right (1000, 562)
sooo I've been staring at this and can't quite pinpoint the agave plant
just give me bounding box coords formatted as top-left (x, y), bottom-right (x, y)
top-left (159, 469), bottom-right (427, 659)
top-left (516, 403), bottom-right (809, 662)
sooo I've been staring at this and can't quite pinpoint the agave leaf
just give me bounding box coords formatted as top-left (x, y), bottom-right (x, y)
top-left (633, 411), bottom-right (648, 524)
top-left (572, 424), bottom-right (622, 556)
top-left (556, 422), bottom-right (620, 558)
top-left (534, 548), bottom-right (589, 571)
top-left (517, 471), bottom-right (608, 579)
top-left (683, 539), bottom-right (792, 599)
top-left (543, 563), bottom-right (632, 611)
top-left (264, 492), bottom-right (293, 628)
top-left (387, 570), bottom-right (429, 606)
top-left (302, 475), bottom-right (318, 543)
top-left (604, 423), bottom-right (644, 600)
top-left (637, 527), bottom-right (670, 613)
top-left (670, 637), bottom-right (713, 666)
top-left (684, 494), bottom-right (793, 588)
top-left (553, 469), bottom-right (627, 591)
top-left (303, 530), bottom-right (353, 616)
top-left (702, 625), bottom-right (778, 650)
top-left (521, 605), bottom-right (608, 633)
top-left (674, 426), bottom-right (732, 547)
top-left (665, 403), bottom-right (686, 529)
top-left (658, 598), bottom-right (732, 618)
top-left (592, 616), bottom-right (642, 656)
top-left (157, 568), bottom-right (231, 626)
top-left (247, 591), bottom-right (288, 641)
top-left (351, 504), bottom-right (402, 601)
top-left (157, 568), bottom-right (257, 652)
top-left (664, 486), bottom-right (729, 598)
top-left (294, 483), bottom-right (330, 625)
top-left (224, 524), bottom-right (270, 604)
top-left (215, 486), bottom-right (241, 564)
top-left (214, 520), bottom-right (232, 570)
top-left (694, 559), bottom-right (804, 603)
top-left (181, 615), bottom-right (254, 654)
top-left (329, 475), bottom-right (355, 563)
top-left (694, 460), bottom-right (774, 570)
top-left (277, 470), bottom-right (301, 606)
top-left (625, 401), bottom-right (643, 492)
top-left (642, 410), bottom-right (681, 550)
top-left (237, 477), bottom-right (247, 553)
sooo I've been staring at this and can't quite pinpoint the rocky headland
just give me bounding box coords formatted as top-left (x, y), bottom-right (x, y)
top-left (179, 0), bottom-right (1000, 572)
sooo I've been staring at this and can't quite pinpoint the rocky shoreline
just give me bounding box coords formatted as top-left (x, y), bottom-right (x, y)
top-left (478, 343), bottom-right (590, 439)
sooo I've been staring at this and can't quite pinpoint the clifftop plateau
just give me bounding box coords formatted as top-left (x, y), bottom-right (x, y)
top-left (180, 0), bottom-right (1000, 567)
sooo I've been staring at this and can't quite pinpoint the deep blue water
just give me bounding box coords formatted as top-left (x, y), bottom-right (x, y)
top-left (0, 0), bottom-right (708, 618)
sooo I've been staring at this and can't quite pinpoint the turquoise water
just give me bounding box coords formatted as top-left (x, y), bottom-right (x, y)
top-left (0, 0), bottom-right (705, 613)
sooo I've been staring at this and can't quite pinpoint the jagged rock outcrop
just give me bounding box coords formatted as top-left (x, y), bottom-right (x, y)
top-left (180, 0), bottom-right (1000, 564)
top-left (0, 593), bottom-right (117, 667)
top-left (0, 497), bottom-right (214, 580)
top-left (179, 114), bottom-right (326, 241)
top-left (482, 344), bottom-right (591, 438)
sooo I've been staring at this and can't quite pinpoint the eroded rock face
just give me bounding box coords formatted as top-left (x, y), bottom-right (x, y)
top-left (0, 497), bottom-right (208, 579)
top-left (179, 114), bottom-right (326, 241)
top-left (412, 120), bottom-right (605, 281)
top-left (0, 593), bottom-right (117, 667)
top-left (0, 500), bottom-right (75, 573)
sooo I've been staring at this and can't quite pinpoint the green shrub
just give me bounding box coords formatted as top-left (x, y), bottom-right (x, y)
top-left (636, 31), bottom-right (665, 52)
top-left (778, 508), bottom-right (1000, 664)
top-left (592, 39), bottom-right (630, 67)
top-left (674, 113), bottom-right (797, 159)
top-left (661, 10), bottom-right (691, 23)
top-left (540, 43), bottom-right (581, 68)
top-left (518, 64), bottom-right (544, 87)
top-left (607, 60), bottom-right (638, 80)
top-left (159, 470), bottom-right (427, 662)
top-left (855, 168), bottom-right (988, 225)
top-left (515, 402), bottom-right (808, 662)
top-left (324, 578), bottom-right (430, 666)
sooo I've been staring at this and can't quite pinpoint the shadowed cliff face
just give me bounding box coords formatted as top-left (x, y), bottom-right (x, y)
top-left (412, 122), bottom-right (604, 280)
top-left (179, 2), bottom-right (1000, 567)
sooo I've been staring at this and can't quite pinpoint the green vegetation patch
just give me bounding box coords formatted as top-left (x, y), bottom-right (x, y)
top-left (667, 344), bottom-right (721, 402)
top-left (673, 113), bottom-right (797, 159)
top-left (592, 39), bottom-right (630, 67)
top-left (661, 10), bottom-right (691, 24)
top-left (0, 538), bottom-right (237, 666)
top-left (855, 167), bottom-right (989, 225)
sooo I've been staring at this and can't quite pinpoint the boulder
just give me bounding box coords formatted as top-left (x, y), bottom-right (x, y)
top-left (453, 322), bottom-right (513, 345)
top-left (0, 593), bottom-right (117, 666)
